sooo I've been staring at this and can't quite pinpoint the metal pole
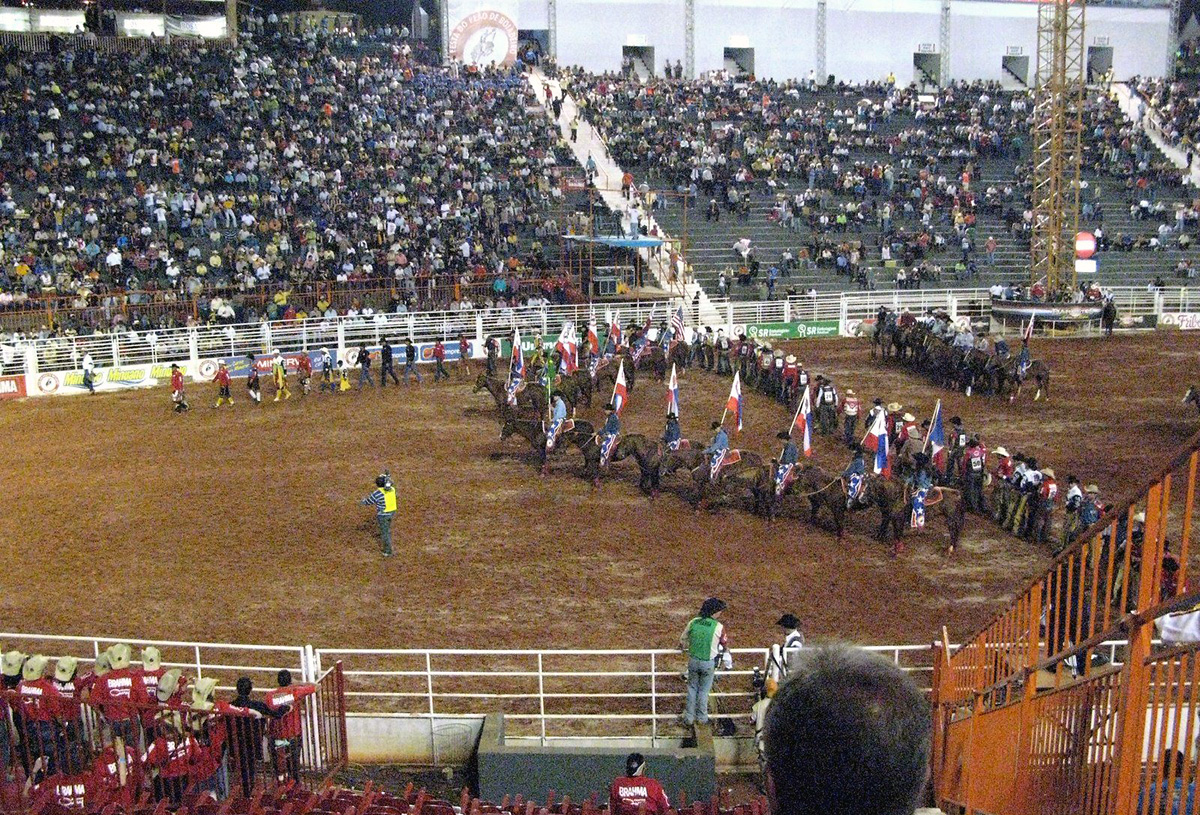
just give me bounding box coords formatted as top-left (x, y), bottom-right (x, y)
top-left (425, 652), bottom-right (438, 765)
top-left (538, 654), bottom-right (547, 746)
top-left (650, 652), bottom-right (658, 746)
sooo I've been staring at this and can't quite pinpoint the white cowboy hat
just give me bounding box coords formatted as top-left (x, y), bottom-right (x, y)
top-left (902, 412), bottom-right (915, 422)
top-left (1134, 511), bottom-right (1146, 523)
top-left (993, 446), bottom-right (1009, 457)
top-left (1041, 467), bottom-right (1055, 478)
top-left (1085, 484), bottom-right (1100, 494)
top-left (785, 355), bottom-right (796, 364)
top-left (845, 389), bottom-right (854, 396)
top-left (887, 402), bottom-right (902, 413)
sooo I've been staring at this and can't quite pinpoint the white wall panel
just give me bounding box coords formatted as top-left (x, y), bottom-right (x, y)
top-left (950, 3), bottom-right (1037, 82)
top-left (518, 0), bottom-right (549, 30)
top-left (557, 0), bottom-right (686, 72)
top-left (694, 0), bottom-right (817, 80)
top-left (827, 0), bottom-right (942, 82)
top-left (1085, 6), bottom-right (1170, 79)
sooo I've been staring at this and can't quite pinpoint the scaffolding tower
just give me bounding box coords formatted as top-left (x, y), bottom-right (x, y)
top-left (1029, 0), bottom-right (1086, 292)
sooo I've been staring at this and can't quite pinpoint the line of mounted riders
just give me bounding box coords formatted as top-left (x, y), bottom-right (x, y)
top-left (471, 322), bottom-right (967, 554)
top-left (869, 306), bottom-right (1051, 401)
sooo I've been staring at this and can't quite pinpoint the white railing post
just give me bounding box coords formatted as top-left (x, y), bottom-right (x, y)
top-left (187, 328), bottom-right (199, 367)
top-left (650, 652), bottom-right (658, 747)
top-left (782, 299), bottom-right (791, 323)
top-left (538, 653), bottom-right (547, 747)
top-left (727, 300), bottom-right (735, 332)
top-left (948, 293), bottom-right (958, 322)
top-left (23, 345), bottom-right (37, 376)
top-left (194, 645), bottom-right (203, 679)
top-left (110, 334), bottom-right (120, 368)
top-left (336, 320), bottom-right (346, 363)
top-left (425, 651), bottom-right (437, 766)
top-left (475, 312), bottom-right (485, 351)
top-left (1155, 289), bottom-right (1165, 318)
top-left (839, 295), bottom-right (849, 337)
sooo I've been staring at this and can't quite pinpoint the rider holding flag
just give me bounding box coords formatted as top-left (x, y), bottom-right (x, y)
top-left (705, 421), bottom-right (730, 482)
top-left (663, 413), bottom-right (683, 451)
top-left (599, 403), bottom-right (621, 468)
top-left (547, 393), bottom-right (569, 452)
top-left (843, 445), bottom-right (867, 507)
top-left (774, 431), bottom-right (799, 496)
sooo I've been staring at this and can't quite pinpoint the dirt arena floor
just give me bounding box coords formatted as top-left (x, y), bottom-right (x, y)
top-left (1, 331), bottom-right (1197, 656)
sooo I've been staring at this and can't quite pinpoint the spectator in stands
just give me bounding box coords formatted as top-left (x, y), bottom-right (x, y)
top-left (228, 676), bottom-right (281, 796)
top-left (763, 644), bottom-right (931, 815)
top-left (610, 753), bottom-right (671, 815)
top-left (678, 597), bottom-right (731, 727)
top-left (264, 669), bottom-right (316, 784)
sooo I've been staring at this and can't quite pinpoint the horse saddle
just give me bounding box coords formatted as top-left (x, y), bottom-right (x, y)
top-left (559, 419), bottom-right (575, 434)
top-left (720, 449), bottom-right (743, 470)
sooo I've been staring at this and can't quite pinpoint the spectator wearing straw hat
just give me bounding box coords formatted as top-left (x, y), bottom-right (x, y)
top-left (17, 655), bottom-right (63, 776)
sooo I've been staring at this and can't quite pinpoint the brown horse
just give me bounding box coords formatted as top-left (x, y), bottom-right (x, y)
top-left (499, 410), bottom-right (597, 476)
top-left (864, 477), bottom-right (966, 555)
top-left (997, 358), bottom-right (1051, 402)
top-left (649, 342), bottom-right (690, 382)
top-left (612, 434), bottom-right (668, 495)
top-left (594, 353), bottom-right (637, 394)
top-left (771, 463), bottom-right (849, 538)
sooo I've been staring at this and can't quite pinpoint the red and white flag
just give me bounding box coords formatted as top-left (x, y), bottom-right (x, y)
top-left (790, 386), bottom-right (814, 457)
top-left (726, 372), bottom-right (743, 432)
top-left (611, 361), bottom-right (628, 415)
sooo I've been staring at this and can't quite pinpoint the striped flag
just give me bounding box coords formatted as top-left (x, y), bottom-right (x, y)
top-left (555, 321), bottom-right (578, 374)
top-left (611, 360), bottom-right (628, 415)
top-left (666, 363), bottom-right (679, 417)
top-left (726, 371), bottom-right (743, 432)
top-left (864, 409), bottom-right (891, 477)
top-left (608, 311), bottom-right (623, 350)
top-left (926, 398), bottom-right (947, 473)
top-left (587, 315), bottom-right (599, 356)
top-left (670, 305), bottom-right (685, 339)
top-left (506, 328), bottom-right (525, 406)
top-left (791, 385), bottom-right (814, 457)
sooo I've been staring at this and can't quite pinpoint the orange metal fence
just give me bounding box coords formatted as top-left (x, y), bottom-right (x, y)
top-left (931, 431), bottom-right (1200, 814)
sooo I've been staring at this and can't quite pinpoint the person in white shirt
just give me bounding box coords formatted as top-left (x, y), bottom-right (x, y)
top-left (82, 352), bottom-right (96, 394)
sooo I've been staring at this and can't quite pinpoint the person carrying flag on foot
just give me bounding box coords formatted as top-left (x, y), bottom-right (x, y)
top-left (213, 361), bottom-right (233, 407)
top-left (271, 350), bottom-right (291, 402)
top-left (843, 445), bottom-right (867, 508)
top-left (705, 421), bottom-right (730, 482)
top-left (546, 393), bottom-right (569, 453)
top-left (318, 349), bottom-right (335, 393)
top-left (774, 431), bottom-right (799, 497)
top-left (170, 364), bottom-right (189, 412)
top-left (598, 403), bottom-right (622, 470)
top-left (297, 352), bottom-right (312, 395)
top-left (663, 412), bottom-right (683, 451)
top-left (246, 353), bottom-right (263, 403)
top-left (908, 452), bottom-right (934, 531)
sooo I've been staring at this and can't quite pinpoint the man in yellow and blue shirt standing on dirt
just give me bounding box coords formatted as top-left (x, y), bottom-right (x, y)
top-left (361, 474), bottom-right (397, 557)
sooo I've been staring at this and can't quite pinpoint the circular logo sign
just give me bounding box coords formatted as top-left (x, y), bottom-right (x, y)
top-left (37, 373), bottom-right (60, 394)
top-left (196, 359), bottom-right (219, 380)
top-left (1075, 231), bottom-right (1096, 259)
top-left (448, 10), bottom-right (518, 67)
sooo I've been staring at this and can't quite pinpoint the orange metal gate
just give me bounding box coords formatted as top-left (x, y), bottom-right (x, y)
top-left (931, 431), bottom-right (1200, 815)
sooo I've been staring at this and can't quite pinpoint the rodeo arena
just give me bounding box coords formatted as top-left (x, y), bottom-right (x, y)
top-left (9, 1), bottom-right (1200, 815)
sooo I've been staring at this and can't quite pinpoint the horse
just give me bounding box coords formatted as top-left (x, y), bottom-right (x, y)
top-left (594, 353), bottom-right (637, 394)
top-left (559, 370), bottom-right (594, 408)
top-left (475, 373), bottom-right (559, 417)
top-left (997, 358), bottom-right (1051, 402)
top-left (649, 342), bottom-right (690, 382)
top-left (1185, 386), bottom-right (1200, 415)
top-left (778, 464), bottom-right (849, 538)
top-left (864, 477), bottom-right (966, 555)
top-left (612, 434), bottom-right (668, 495)
top-left (687, 450), bottom-right (766, 510)
top-left (499, 410), bottom-right (597, 477)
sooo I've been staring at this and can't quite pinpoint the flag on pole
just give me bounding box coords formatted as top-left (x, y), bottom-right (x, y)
top-left (506, 329), bottom-right (525, 406)
top-left (587, 315), bottom-right (599, 356)
top-left (864, 409), bottom-right (891, 477)
top-left (726, 372), bottom-right (743, 432)
top-left (1023, 314), bottom-right (1035, 341)
top-left (927, 398), bottom-right (947, 473)
top-left (790, 386), bottom-right (814, 457)
top-left (611, 361), bottom-right (628, 415)
top-left (555, 321), bottom-right (578, 374)
top-left (666, 363), bottom-right (680, 417)
top-left (670, 305), bottom-right (685, 340)
top-left (609, 312), bottom-right (623, 350)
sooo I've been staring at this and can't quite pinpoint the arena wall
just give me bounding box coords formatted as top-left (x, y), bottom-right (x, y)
top-left (548, 0), bottom-right (1171, 80)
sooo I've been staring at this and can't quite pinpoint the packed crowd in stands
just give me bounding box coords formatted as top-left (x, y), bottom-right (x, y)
top-left (1129, 74), bottom-right (1200, 156)
top-left (0, 24), bottom-right (582, 337)
top-left (558, 64), bottom-right (1200, 294)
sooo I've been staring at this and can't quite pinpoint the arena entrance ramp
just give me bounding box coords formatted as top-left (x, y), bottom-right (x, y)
top-left (930, 430), bottom-right (1200, 815)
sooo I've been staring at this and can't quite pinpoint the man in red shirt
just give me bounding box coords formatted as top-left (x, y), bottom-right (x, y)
top-left (457, 333), bottom-right (471, 379)
top-left (432, 339), bottom-right (449, 382)
top-left (213, 361), bottom-right (233, 407)
top-left (90, 736), bottom-right (141, 810)
top-left (609, 753), bottom-right (670, 815)
top-left (265, 670), bottom-right (316, 783)
top-left (170, 363), bottom-right (189, 413)
top-left (298, 353), bottom-right (313, 395)
top-left (17, 655), bottom-right (64, 776)
top-left (92, 644), bottom-right (141, 741)
top-left (961, 438), bottom-right (988, 515)
top-left (132, 647), bottom-right (167, 737)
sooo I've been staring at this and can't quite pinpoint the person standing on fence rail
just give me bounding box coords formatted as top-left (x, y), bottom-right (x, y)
top-left (361, 473), bottom-right (397, 557)
top-left (679, 597), bottom-right (731, 727)
top-left (610, 753), bottom-right (671, 815)
top-left (265, 669), bottom-right (316, 785)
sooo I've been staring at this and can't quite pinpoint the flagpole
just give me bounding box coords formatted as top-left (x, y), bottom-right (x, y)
top-left (922, 399), bottom-right (939, 455)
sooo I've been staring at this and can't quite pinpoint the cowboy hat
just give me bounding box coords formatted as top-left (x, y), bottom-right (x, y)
top-left (777, 430), bottom-right (791, 440)
top-left (1134, 511), bottom-right (1146, 523)
top-left (108, 643), bottom-right (132, 670)
top-left (1041, 467), bottom-right (1055, 478)
top-left (1, 651), bottom-right (26, 678)
top-left (1085, 484), bottom-right (1100, 494)
top-left (887, 402), bottom-right (902, 412)
top-left (846, 389), bottom-right (854, 396)
top-left (157, 668), bottom-right (183, 702)
top-left (55, 656), bottom-right (79, 682)
top-left (994, 446), bottom-right (1009, 457)
top-left (22, 654), bottom-right (49, 681)
top-left (902, 412), bottom-right (915, 422)
top-left (785, 354), bottom-right (797, 364)
top-left (142, 646), bottom-right (162, 671)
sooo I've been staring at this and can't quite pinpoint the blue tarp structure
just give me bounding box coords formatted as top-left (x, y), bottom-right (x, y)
top-left (562, 235), bottom-right (665, 249)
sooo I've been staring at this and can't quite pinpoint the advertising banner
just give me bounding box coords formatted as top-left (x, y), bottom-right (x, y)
top-left (26, 362), bottom-right (194, 397)
top-left (446, 0), bottom-right (518, 66)
top-left (1159, 313), bottom-right (1200, 330)
top-left (741, 321), bottom-right (840, 340)
top-left (0, 375), bottom-right (26, 400)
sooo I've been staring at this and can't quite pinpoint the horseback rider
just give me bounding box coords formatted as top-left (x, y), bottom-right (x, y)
top-left (663, 412), bottom-right (683, 452)
top-left (774, 431), bottom-right (800, 496)
top-left (843, 445), bottom-right (867, 508)
top-left (485, 335), bottom-right (500, 376)
top-left (994, 337), bottom-right (1011, 360)
top-left (604, 330), bottom-right (618, 358)
top-left (547, 393), bottom-right (569, 452)
top-left (908, 452), bottom-right (935, 531)
top-left (599, 403), bottom-right (622, 469)
top-left (705, 421), bottom-right (731, 482)
top-left (1016, 337), bottom-right (1031, 379)
top-left (702, 327), bottom-right (716, 370)
top-left (529, 335), bottom-right (546, 370)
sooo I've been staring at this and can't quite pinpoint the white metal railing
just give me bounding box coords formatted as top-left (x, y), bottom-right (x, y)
top-left (313, 644), bottom-right (946, 746)
top-left (3, 285), bottom-right (1187, 378)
